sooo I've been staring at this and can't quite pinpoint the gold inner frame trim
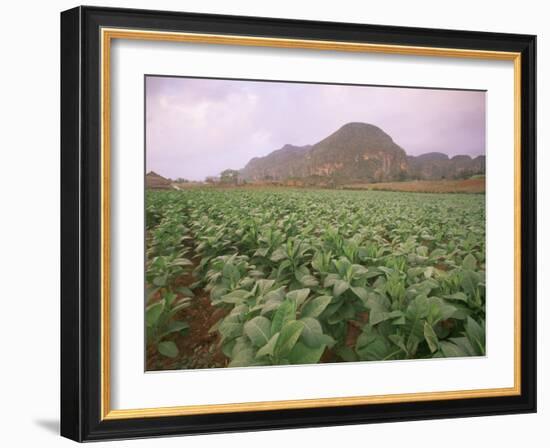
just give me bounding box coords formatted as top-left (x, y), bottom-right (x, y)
top-left (100, 27), bottom-right (522, 421)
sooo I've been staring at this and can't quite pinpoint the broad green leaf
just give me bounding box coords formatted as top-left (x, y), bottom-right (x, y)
top-left (356, 326), bottom-right (393, 361)
top-left (462, 253), bottom-right (477, 270)
top-left (349, 263), bottom-right (366, 275)
top-left (424, 321), bottom-right (439, 353)
top-left (229, 304), bottom-right (248, 317)
top-left (388, 334), bottom-right (408, 355)
top-left (274, 320), bottom-right (304, 358)
top-left (417, 246), bottom-right (429, 257)
top-left (229, 336), bottom-right (256, 367)
top-left (426, 297), bottom-right (457, 323)
top-left (366, 295), bottom-right (399, 325)
top-left (404, 294), bottom-right (430, 343)
top-left (430, 248), bottom-right (447, 258)
top-left (173, 258), bottom-right (193, 267)
top-left (270, 248), bottom-right (287, 262)
top-left (335, 346), bottom-right (358, 362)
top-left (440, 340), bottom-right (470, 358)
top-left (390, 311), bottom-right (406, 325)
top-left (161, 321), bottom-right (189, 337)
top-left (461, 270), bottom-right (479, 295)
top-left (228, 347), bottom-right (255, 367)
top-left (255, 279), bottom-right (276, 295)
top-left (261, 300), bottom-right (283, 315)
top-left (298, 275), bottom-right (319, 287)
top-left (152, 275), bottom-right (168, 287)
top-left (175, 286), bottom-right (195, 297)
top-left (271, 299), bottom-right (296, 334)
top-left (253, 247), bottom-right (269, 258)
top-left (263, 287), bottom-right (286, 303)
top-left (444, 292), bottom-right (468, 302)
top-left (350, 286), bottom-right (368, 303)
top-left (323, 300), bottom-right (343, 319)
top-left (146, 300), bottom-right (165, 327)
top-left (218, 321), bottom-right (243, 341)
top-left (208, 319), bottom-right (222, 334)
top-left (244, 316), bottom-right (272, 347)
top-left (222, 339), bottom-right (236, 358)
top-left (464, 317), bottom-right (485, 355)
top-left (407, 267), bottom-right (425, 278)
top-left (222, 262), bottom-right (239, 280)
top-left (301, 295), bottom-right (332, 318)
top-left (333, 280), bottom-right (350, 297)
top-left (324, 273), bottom-right (340, 288)
top-left (255, 333), bottom-right (280, 359)
top-left (169, 298), bottom-right (192, 316)
top-left (278, 259), bottom-right (292, 273)
top-left (286, 288), bottom-right (310, 309)
top-left (340, 302), bottom-right (356, 320)
top-left (424, 266), bottom-right (434, 279)
top-left (163, 292), bottom-right (177, 307)
top-left (157, 341), bottom-right (178, 358)
top-left (288, 341), bottom-right (326, 364)
top-left (221, 289), bottom-right (251, 304)
top-left (448, 336), bottom-right (475, 356)
top-left (299, 317), bottom-right (325, 348)
top-left (406, 334), bottom-right (421, 356)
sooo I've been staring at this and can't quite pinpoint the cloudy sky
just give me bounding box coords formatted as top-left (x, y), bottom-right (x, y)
top-left (146, 76), bottom-right (485, 181)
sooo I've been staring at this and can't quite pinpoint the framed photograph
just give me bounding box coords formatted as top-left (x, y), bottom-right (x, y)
top-left (60, 6), bottom-right (536, 441)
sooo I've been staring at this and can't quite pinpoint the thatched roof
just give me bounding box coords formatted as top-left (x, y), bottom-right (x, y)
top-left (146, 171), bottom-right (173, 190)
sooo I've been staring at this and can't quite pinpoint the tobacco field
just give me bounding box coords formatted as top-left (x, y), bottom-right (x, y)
top-left (145, 189), bottom-right (486, 370)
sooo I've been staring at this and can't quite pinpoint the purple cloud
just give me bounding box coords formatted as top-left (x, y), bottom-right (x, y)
top-left (146, 76), bottom-right (485, 180)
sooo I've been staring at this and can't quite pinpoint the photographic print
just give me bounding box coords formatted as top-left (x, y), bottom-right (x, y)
top-left (145, 76), bottom-right (486, 371)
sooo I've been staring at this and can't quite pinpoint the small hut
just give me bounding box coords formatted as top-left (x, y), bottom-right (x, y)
top-left (146, 171), bottom-right (173, 190)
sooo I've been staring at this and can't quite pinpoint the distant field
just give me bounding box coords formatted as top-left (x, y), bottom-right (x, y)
top-left (169, 178), bottom-right (486, 193)
top-left (343, 178), bottom-right (485, 194)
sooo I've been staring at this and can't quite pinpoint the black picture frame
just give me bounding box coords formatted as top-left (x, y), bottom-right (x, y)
top-left (61, 5), bottom-right (536, 442)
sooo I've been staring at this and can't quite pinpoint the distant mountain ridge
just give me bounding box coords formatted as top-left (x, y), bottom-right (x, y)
top-left (242, 144), bottom-right (311, 180)
top-left (239, 122), bottom-right (484, 184)
top-left (407, 152), bottom-right (485, 180)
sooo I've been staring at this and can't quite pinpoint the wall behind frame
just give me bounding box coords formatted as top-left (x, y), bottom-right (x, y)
top-left (0, 0), bottom-right (545, 447)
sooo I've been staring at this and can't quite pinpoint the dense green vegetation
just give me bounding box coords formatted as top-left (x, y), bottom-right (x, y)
top-left (146, 188), bottom-right (485, 368)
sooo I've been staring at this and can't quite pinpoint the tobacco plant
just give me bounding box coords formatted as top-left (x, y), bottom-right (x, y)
top-left (145, 188), bottom-right (486, 367)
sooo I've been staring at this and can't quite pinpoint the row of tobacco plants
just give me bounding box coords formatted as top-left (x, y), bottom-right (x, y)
top-left (145, 188), bottom-right (486, 368)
